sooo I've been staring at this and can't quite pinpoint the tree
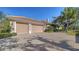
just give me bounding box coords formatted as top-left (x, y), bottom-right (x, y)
top-left (53, 7), bottom-right (77, 31)
top-left (62, 8), bottom-right (76, 20)
top-left (1, 18), bottom-right (11, 33)
top-left (0, 11), bottom-right (11, 33)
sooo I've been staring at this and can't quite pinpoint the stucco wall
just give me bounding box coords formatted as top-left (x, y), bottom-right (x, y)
top-left (10, 21), bottom-right (16, 33)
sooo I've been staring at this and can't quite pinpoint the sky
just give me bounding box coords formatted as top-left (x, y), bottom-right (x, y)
top-left (0, 7), bottom-right (64, 22)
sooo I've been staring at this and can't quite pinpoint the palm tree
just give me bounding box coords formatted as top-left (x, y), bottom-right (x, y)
top-left (73, 8), bottom-right (79, 31)
top-left (58, 7), bottom-right (77, 31)
top-left (53, 7), bottom-right (77, 32)
top-left (63, 8), bottom-right (76, 20)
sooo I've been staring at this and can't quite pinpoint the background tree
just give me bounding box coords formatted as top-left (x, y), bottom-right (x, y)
top-left (53, 7), bottom-right (77, 31)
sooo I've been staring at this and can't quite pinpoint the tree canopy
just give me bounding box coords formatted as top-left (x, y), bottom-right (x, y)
top-left (0, 11), bottom-right (11, 33)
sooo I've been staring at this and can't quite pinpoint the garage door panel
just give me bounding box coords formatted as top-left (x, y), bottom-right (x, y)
top-left (16, 23), bottom-right (28, 33)
top-left (32, 25), bottom-right (44, 33)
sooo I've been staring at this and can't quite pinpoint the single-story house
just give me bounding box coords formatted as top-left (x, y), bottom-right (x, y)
top-left (8, 16), bottom-right (47, 34)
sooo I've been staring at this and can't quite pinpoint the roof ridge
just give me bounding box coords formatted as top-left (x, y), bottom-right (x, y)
top-left (9, 16), bottom-right (46, 22)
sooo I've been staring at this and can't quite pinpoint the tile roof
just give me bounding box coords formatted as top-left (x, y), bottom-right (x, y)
top-left (8, 16), bottom-right (48, 26)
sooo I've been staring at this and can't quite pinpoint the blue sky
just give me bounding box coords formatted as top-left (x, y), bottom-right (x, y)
top-left (0, 7), bottom-right (64, 22)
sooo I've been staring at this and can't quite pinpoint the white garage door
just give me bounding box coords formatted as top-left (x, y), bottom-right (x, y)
top-left (32, 25), bottom-right (44, 33)
top-left (16, 23), bottom-right (29, 34)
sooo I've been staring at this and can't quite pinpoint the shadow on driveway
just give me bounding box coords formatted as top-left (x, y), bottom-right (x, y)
top-left (36, 36), bottom-right (79, 51)
top-left (21, 36), bottom-right (79, 51)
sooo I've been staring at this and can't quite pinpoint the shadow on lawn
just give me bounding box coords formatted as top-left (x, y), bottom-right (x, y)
top-left (22, 36), bottom-right (79, 51)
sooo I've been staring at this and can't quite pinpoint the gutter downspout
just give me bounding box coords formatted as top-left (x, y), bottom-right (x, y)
top-left (29, 23), bottom-right (32, 34)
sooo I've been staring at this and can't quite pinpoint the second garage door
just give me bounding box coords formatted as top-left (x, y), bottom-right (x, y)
top-left (32, 25), bottom-right (44, 33)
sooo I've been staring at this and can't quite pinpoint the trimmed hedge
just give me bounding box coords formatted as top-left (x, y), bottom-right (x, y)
top-left (0, 33), bottom-right (17, 39)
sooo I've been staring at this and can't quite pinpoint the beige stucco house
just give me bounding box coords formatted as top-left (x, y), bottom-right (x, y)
top-left (9, 16), bottom-right (47, 34)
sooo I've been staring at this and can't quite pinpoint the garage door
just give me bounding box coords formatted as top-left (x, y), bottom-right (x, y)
top-left (32, 25), bottom-right (44, 33)
top-left (16, 23), bottom-right (29, 33)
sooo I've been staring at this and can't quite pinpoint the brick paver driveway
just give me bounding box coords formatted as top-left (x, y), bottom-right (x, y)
top-left (0, 32), bottom-right (79, 51)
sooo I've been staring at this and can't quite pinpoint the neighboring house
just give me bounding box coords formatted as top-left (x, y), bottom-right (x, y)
top-left (8, 16), bottom-right (47, 34)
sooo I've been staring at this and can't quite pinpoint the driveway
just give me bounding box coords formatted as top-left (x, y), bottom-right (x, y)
top-left (0, 32), bottom-right (79, 51)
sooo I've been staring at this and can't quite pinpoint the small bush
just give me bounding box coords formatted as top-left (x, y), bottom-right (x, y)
top-left (44, 28), bottom-right (53, 32)
top-left (11, 33), bottom-right (17, 36)
top-left (75, 31), bottom-right (79, 35)
top-left (0, 33), bottom-right (17, 39)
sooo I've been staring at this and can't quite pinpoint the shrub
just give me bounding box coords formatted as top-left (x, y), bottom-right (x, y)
top-left (67, 30), bottom-right (76, 35)
top-left (44, 25), bottom-right (53, 32)
top-left (11, 33), bottom-right (17, 36)
top-left (0, 19), bottom-right (11, 33)
top-left (44, 26), bottom-right (53, 32)
top-left (0, 33), bottom-right (17, 39)
top-left (75, 31), bottom-right (79, 35)
top-left (44, 29), bottom-right (53, 32)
